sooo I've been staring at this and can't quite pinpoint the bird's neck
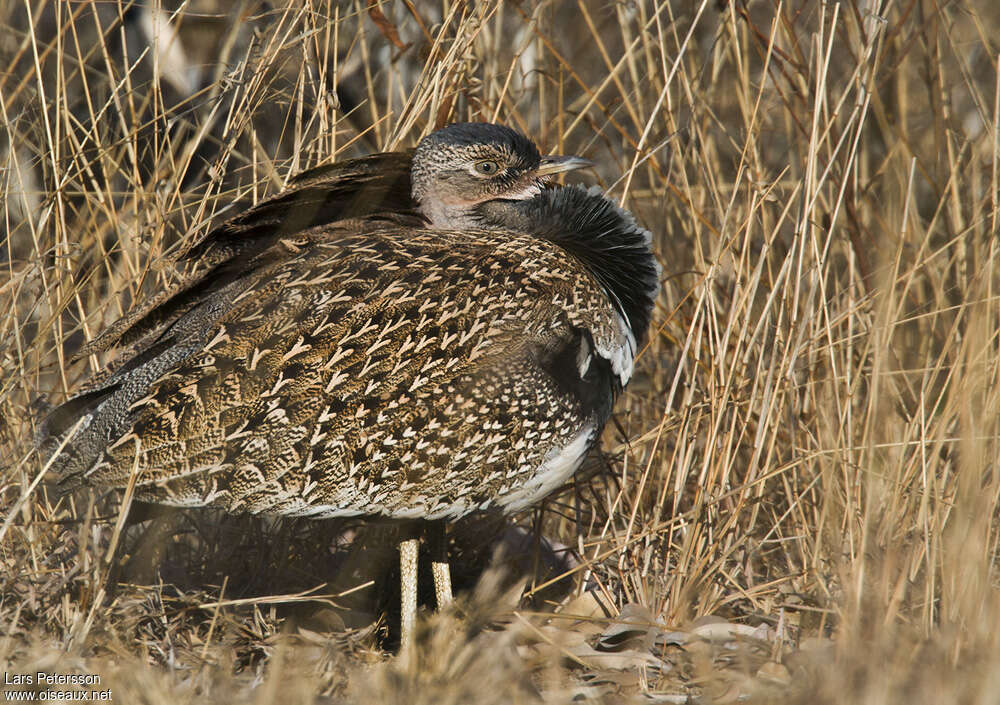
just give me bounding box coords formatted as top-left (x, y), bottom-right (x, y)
top-left (420, 200), bottom-right (492, 230)
top-left (472, 200), bottom-right (537, 232)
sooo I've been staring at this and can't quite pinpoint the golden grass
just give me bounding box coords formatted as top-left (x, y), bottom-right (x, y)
top-left (3, 0), bottom-right (1000, 701)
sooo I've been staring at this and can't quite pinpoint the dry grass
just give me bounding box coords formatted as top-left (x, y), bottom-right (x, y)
top-left (3, 0), bottom-right (1000, 701)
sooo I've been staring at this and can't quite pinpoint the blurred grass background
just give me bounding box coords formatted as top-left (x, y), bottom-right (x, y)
top-left (3, 0), bottom-right (1000, 702)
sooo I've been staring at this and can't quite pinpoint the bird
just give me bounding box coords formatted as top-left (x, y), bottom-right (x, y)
top-left (37, 122), bottom-right (660, 650)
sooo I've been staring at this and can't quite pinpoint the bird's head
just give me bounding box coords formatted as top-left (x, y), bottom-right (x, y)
top-left (411, 122), bottom-right (591, 228)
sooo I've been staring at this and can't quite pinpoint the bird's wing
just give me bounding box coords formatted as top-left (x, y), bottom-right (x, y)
top-left (177, 151), bottom-right (420, 264)
top-left (44, 226), bottom-right (628, 518)
top-left (73, 152), bottom-right (421, 361)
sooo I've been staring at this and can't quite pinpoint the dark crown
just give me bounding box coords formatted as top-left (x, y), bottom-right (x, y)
top-left (415, 122), bottom-right (541, 163)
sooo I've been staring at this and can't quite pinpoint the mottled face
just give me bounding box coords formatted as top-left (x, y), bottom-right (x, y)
top-left (411, 122), bottom-right (591, 228)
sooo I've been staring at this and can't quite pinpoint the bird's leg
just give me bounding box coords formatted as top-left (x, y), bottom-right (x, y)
top-left (428, 520), bottom-right (453, 609)
top-left (398, 533), bottom-right (419, 652)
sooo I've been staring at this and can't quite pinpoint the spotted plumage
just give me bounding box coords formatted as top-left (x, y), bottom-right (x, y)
top-left (44, 204), bottom-right (653, 514)
top-left (38, 122), bottom-right (659, 646)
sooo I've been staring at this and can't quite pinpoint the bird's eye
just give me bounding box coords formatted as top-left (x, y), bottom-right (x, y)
top-left (474, 160), bottom-right (501, 176)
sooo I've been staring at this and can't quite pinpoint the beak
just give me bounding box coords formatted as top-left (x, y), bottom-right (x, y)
top-left (536, 155), bottom-right (594, 177)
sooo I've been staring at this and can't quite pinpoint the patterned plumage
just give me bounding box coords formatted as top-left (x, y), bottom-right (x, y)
top-left (38, 122), bottom-right (659, 645)
top-left (411, 122), bottom-right (590, 228)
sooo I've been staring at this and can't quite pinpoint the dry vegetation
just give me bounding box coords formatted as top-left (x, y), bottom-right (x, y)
top-left (3, 0), bottom-right (1000, 702)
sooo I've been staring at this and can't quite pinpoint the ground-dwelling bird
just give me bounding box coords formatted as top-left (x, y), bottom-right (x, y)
top-left (38, 122), bottom-right (660, 650)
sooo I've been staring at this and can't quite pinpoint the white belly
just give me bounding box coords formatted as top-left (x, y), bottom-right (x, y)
top-left (496, 422), bottom-right (596, 514)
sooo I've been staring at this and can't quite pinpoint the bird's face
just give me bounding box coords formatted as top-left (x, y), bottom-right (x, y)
top-left (432, 142), bottom-right (545, 206)
top-left (411, 123), bottom-right (591, 228)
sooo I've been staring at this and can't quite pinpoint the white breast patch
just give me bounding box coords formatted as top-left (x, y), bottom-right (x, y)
top-left (497, 422), bottom-right (596, 513)
top-left (592, 311), bottom-right (635, 385)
